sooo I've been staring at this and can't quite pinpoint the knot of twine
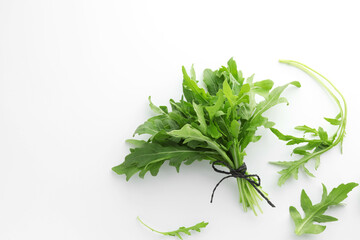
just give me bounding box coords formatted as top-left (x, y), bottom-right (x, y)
top-left (210, 160), bottom-right (275, 208)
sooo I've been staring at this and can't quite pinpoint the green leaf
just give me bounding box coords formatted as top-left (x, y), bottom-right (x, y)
top-left (240, 115), bottom-right (276, 150)
top-left (125, 139), bottom-right (147, 147)
top-left (295, 125), bottom-right (318, 135)
top-left (252, 81), bottom-right (300, 119)
top-left (271, 156), bottom-right (310, 186)
top-left (227, 57), bottom-right (242, 84)
top-left (270, 127), bottom-right (334, 185)
top-left (137, 217), bottom-right (208, 240)
top-left (112, 142), bottom-right (220, 180)
top-left (270, 128), bottom-right (321, 145)
top-left (207, 122), bottom-right (222, 139)
top-left (205, 91), bottom-right (224, 120)
top-left (134, 115), bottom-right (179, 136)
top-left (168, 124), bottom-right (213, 145)
top-left (326, 182), bottom-right (359, 205)
top-left (289, 206), bottom-right (302, 225)
top-left (242, 80), bottom-right (300, 151)
top-left (223, 79), bottom-right (236, 106)
top-left (193, 102), bottom-right (207, 134)
top-left (293, 142), bottom-right (319, 155)
top-left (302, 165), bottom-right (315, 178)
top-left (254, 79), bottom-right (274, 91)
top-left (320, 183), bottom-right (328, 202)
top-left (290, 182), bottom-right (358, 235)
top-left (252, 79), bottom-right (274, 97)
top-left (148, 96), bottom-right (167, 115)
top-left (313, 215), bottom-right (338, 223)
top-left (203, 69), bottom-right (224, 95)
top-left (318, 127), bottom-right (328, 142)
top-left (167, 124), bottom-right (230, 164)
top-left (230, 120), bottom-right (240, 138)
top-left (300, 190), bottom-right (313, 213)
top-left (239, 83), bottom-right (250, 94)
top-left (168, 111), bottom-right (189, 127)
top-left (190, 64), bottom-right (196, 81)
top-left (182, 66), bottom-right (209, 104)
top-left (324, 117), bottom-right (341, 125)
top-left (314, 155), bottom-right (321, 170)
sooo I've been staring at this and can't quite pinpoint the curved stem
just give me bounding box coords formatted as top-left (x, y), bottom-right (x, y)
top-left (137, 216), bottom-right (163, 234)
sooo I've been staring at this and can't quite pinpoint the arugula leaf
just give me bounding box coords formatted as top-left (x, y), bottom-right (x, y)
top-left (192, 102), bottom-right (207, 134)
top-left (205, 91), bottom-right (225, 120)
top-left (182, 66), bottom-right (210, 104)
top-left (112, 141), bottom-right (221, 180)
top-left (134, 115), bottom-right (178, 136)
top-left (290, 182), bottom-right (358, 235)
top-left (203, 69), bottom-right (224, 96)
top-left (240, 81), bottom-right (300, 151)
top-left (168, 124), bottom-right (232, 164)
top-left (252, 81), bottom-right (300, 118)
top-left (271, 60), bottom-right (347, 185)
top-left (114, 58), bottom-right (299, 214)
top-left (149, 96), bottom-right (167, 115)
top-left (137, 217), bottom-right (208, 240)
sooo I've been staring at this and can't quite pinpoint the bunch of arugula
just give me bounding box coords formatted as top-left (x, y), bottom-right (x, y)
top-left (270, 60), bottom-right (347, 185)
top-left (112, 58), bottom-right (300, 214)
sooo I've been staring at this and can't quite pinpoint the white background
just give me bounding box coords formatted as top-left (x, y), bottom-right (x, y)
top-left (1, 0), bottom-right (360, 239)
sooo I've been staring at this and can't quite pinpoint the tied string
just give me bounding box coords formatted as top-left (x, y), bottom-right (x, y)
top-left (210, 160), bottom-right (275, 207)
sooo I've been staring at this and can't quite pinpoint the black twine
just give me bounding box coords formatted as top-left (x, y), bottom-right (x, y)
top-left (210, 160), bottom-right (275, 207)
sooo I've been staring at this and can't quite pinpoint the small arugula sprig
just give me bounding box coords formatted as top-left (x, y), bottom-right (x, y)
top-left (290, 182), bottom-right (358, 235)
top-left (113, 58), bottom-right (300, 214)
top-left (270, 60), bottom-right (347, 185)
top-left (137, 217), bottom-right (208, 239)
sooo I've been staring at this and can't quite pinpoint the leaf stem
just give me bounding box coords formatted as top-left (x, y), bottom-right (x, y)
top-left (137, 216), bottom-right (164, 234)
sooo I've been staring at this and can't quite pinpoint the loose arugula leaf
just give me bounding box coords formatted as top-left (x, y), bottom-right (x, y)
top-left (114, 58), bottom-right (299, 214)
top-left (271, 123), bottom-right (338, 185)
top-left (290, 182), bottom-right (358, 235)
top-left (271, 60), bottom-right (347, 185)
top-left (137, 217), bottom-right (208, 240)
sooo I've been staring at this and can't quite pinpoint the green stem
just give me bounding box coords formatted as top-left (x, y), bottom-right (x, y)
top-left (137, 216), bottom-right (164, 234)
top-left (230, 140), bottom-right (264, 214)
top-left (231, 146), bottom-right (239, 169)
top-left (236, 178), bottom-right (264, 215)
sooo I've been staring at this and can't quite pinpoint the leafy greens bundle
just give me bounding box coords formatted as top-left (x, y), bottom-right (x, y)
top-left (113, 58), bottom-right (300, 214)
